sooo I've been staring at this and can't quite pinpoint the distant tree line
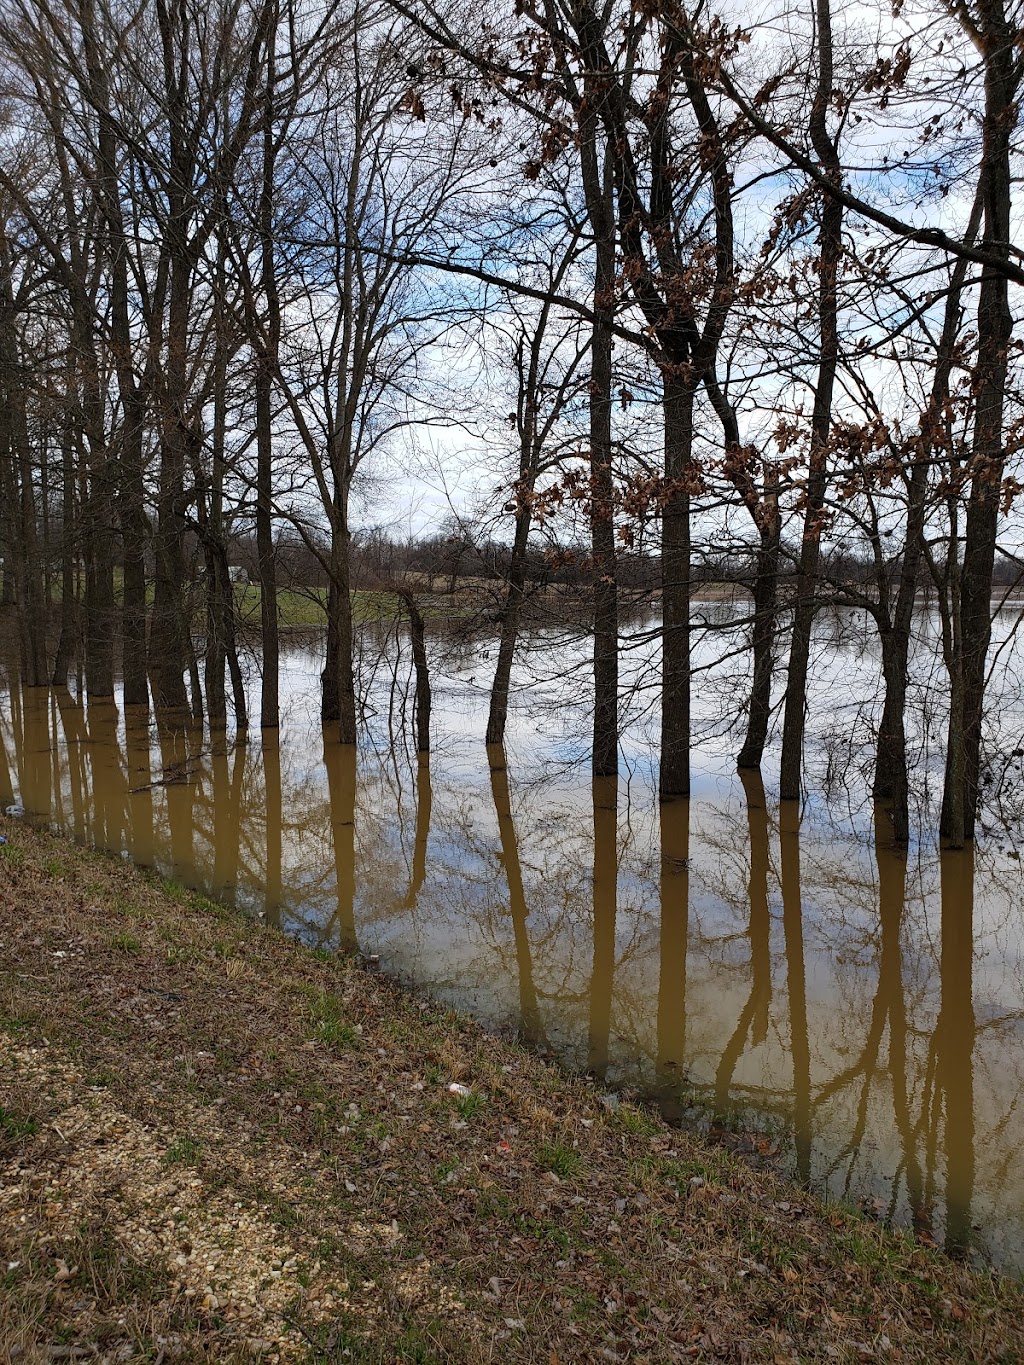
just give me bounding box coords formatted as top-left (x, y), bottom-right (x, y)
top-left (231, 526), bottom-right (1024, 596)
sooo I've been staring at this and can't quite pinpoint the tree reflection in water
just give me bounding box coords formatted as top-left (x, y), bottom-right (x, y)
top-left (487, 745), bottom-right (542, 1047)
top-left (588, 775), bottom-right (618, 1083)
top-left (0, 662), bottom-right (1020, 1271)
top-left (656, 794), bottom-right (688, 1111)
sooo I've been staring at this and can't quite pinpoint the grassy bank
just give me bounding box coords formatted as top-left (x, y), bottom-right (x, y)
top-left (1, 820), bottom-right (1022, 1364)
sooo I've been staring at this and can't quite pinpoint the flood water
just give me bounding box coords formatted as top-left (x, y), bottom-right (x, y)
top-left (3, 607), bottom-right (1024, 1269)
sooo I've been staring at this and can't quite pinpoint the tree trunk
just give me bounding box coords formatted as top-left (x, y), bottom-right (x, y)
top-left (83, 461), bottom-right (117, 698)
top-left (703, 375), bottom-right (779, 771)
top-left (581, 125), bottom-right (618, 777)
top-left (227, 614), bottom-right (247, 729)
top-left (120, 446), bottom-right (150, 708)
top-left (322, 496), bottom-right (357, 741)
top-left (942, 3), bottom-right (1016, 841)
top-left (877, 190), bottom-right (983, 841)
top-left (322, 579), bottom-right (341, 727)
top-left (186, 634), bottom-right (204, 728)
top-left (941, 647), bottom-right (968, 848)
top-left (149, 246), bottom-right (193, 714)
top-left (875, 627), bottom-right (911, 844)
top-left (0, 225), bottom-right (48, 688)
top-left (202, 239), bottom-right (238, 732)
top-left (52, 421), bottom-right (79, 686)
top-left (778, 0), bottom-right (843, 801)
top-left (660, 373), bottom-right (695, 796)
top-left (255, 377), bottom-right (280, 727)
top-left (204, 552), bottom-right (228, 729)
top-left (256, 4), bottom-right (281, 729)
top-left (81, 0), bottom-right (148, 707)
top-left (486, 500), bottom-right (531, 746)
top-left (400, 589), bottom-right (430, 754)
top-left (149, 1), bottom-right (196, 717)
top-left (12, 417), bottom-right (49, 689)
top-left (738, 508), bottom-right (781, 769)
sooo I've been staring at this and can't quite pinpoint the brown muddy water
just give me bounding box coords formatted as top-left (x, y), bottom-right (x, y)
top-left (2, 610), bottom-right (1024, 1269)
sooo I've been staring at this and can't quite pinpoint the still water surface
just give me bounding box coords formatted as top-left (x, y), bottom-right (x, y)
top-left (2, 614), bottom-right (1024, 1269)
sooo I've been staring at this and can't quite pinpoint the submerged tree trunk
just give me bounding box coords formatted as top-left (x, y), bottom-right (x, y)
top-left (150, 451), bottom-right (191, 712)
top-left (322, 580), bottom-right (341, 727)
top-left (83, 459), bottom-right (118, 699)
top-left (150, 239), bottom-right (193, 715)
top-left (485, 498), bottom-right (530, 746)
top-left (11, 441), bottom-right (49, 689)
top-left (660, 373), bottom-right (695, 797)
top-left (201, 230), bottom-right (246, 731)
top-left (120, 442), bottom-right (150, 708)
top-left (941, 3), bottom-right (1017, 843)
top-left (581, 123), bottom-right (618, 777)
top-left (778, 0), bottom-right (843, 801)
top-left (52, 422), bottom-right (79, 686)
top-left (202, 372), bottom-right (228, 730)
top-left (876, 193), bottom-right (983, 844)
top-left (203, 549), bottom-right (230, 728)
top-left (738, 494), bottom-right (781, 770)
top-left (255, 353), bottom-right (280, 728)
top-left (80, 0), bottom-right (148, 708)
top-left (149, 0), bottom-right (238, 718)
top-left (875, 628), bottom-right (912, 843)
top-left (102, 158), bottom-right (147, 705)
top-left (0, 231), bottom-right (48, 688)
top-left (322, 494), bottom-right (357, 742)
top-left (256, 15), bottom-right (281, 730)
top-left (705, 374), bottom-right (781, 772)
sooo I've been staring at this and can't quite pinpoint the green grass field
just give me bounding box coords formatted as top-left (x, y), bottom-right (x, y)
top-left (41, 580), bottom-right (459, 629)
top-left (232, 586), bottom-right (454, 628)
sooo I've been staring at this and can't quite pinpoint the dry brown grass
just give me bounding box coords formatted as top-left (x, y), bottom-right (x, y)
top-left (1, 816), bottom-right (1023, 1364)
